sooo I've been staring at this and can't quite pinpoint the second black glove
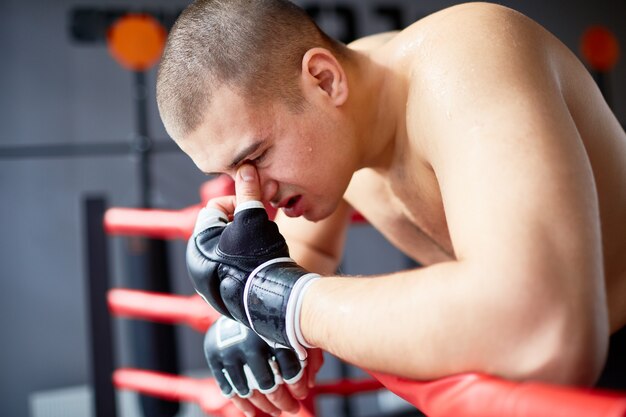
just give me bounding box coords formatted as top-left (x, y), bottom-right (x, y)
top-left (205, 315), bottom-right (305, 398)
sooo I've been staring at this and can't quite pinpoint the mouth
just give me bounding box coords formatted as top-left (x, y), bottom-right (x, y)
top-left (272, 195), bottom-right (301, 209)
top-left (284, 195), bottom-right (300, 210)
top-left (279, 195), bottom-right (304, 217)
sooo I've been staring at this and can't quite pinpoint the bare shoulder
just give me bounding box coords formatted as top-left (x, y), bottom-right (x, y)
top-left (400, 2), bottom-right (573, 154)
top-left (383, 2), bottom-right (566, 99)
top-left (351, 3), bottom-right (554, 69)
top-left (348, 31), bottom-right (400, 52)
top-left (416, 2), bottom-right (545, 35)
top-left (405, 2), bottom-right (559, 69)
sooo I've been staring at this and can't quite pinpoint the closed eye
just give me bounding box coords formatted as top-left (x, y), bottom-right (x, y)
top-left (248, 149), bottom-right (268, 165)
top-left (201, 148), bottom-right (268, 177)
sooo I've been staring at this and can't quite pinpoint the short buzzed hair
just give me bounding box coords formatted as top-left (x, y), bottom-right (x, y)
top-left (157, 0), bottom-right (351, 141)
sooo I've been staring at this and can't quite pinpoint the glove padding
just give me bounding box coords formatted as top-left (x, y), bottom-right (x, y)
top-left (205, 316), bottom-right (305, 398)
top-left (187, 201), bottom-right (320, 360)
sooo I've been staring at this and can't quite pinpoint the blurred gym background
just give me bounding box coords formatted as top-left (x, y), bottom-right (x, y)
top-left (0, 0), bottom-right (623, 416)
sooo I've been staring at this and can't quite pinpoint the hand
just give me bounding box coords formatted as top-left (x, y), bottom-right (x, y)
top-left (205, 316), bottom-right (324, 417)
top-left (187, 165), bottom-right (320, 360)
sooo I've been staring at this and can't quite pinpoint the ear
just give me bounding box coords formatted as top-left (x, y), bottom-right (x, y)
top-left (301, 47), bottom-right (349, 106)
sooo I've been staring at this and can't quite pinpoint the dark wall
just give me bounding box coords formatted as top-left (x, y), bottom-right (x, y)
top-left (0, 1), bottom-right (624, 416)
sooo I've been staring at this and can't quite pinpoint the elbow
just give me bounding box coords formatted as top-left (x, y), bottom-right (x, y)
top-left (554, 327), bottom-right (609, 386)
top-left (494, 314), bottom-right (609, 386)
top-left (522, 338), bottom-right (607, 387)
top-left (474, 261), bottom-right (611, 386)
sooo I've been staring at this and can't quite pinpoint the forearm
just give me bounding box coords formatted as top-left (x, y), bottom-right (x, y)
top-left (301, 262), bottom-right (474, 379)
top-left (300, 261), bottom-right (603, 384)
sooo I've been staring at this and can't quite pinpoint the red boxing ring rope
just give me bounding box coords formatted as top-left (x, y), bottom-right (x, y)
top-left (104, 204), bottom-right (202, 240)
top-left (109, 288), bottom-right (626, 417)
top-left (370, 372), bottom-right (626, 417)
top-left (113, 368), bottom-right (383, 417)
top-left (107, 289), bottom-right (220, 332)
top-left (114, 369), bottom-right (243, 417)
top-left (103, 176), bottom-right (236, 239)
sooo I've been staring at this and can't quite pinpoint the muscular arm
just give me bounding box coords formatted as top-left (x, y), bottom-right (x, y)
top-left (300, 4), bottom-right (609, 386)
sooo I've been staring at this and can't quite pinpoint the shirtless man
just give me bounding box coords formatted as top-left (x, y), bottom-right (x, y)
top-left (157, 1), bottom-right (626, 416)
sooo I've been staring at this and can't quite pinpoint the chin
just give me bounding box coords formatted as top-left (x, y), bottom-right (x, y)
top-left (302, 211), bottom-right (322, 222)
top-left (304, 200), bottom-right (338, 222)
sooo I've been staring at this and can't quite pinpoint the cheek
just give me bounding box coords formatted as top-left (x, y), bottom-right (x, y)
top-left (276, 146), bottom-right (313, 174)
top-left (269, 134), bottom-right (342, 189)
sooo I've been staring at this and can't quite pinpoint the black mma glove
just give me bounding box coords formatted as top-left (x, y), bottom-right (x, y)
top-left (205, 315), bottom-right (305, 398)
top-left (187, 201), bottom-right (320, 360)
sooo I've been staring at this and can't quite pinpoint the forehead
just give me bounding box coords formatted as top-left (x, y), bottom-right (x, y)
top-left (179, 86), bottom-right (272, 174)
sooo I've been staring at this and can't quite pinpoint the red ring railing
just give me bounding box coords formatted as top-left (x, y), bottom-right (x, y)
top-left (109, 288), bottom-right (626, 417)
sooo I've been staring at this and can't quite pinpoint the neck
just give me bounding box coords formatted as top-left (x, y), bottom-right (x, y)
top-left (345, 50), bottom-right (401, 171)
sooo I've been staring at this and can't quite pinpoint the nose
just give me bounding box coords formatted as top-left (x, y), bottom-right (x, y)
top-left (261, 178), bottom-right (279, 203)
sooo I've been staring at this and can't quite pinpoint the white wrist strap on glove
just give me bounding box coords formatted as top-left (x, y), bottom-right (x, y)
top-left (193, 206), bottom-right (228, 236)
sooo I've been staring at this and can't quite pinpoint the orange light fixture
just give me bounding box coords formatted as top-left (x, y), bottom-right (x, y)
top-left (107, 14), bottom-right (167, 71)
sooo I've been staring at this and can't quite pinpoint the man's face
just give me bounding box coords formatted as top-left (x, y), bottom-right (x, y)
top-left (179, 86), bottom-right (358, 221)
